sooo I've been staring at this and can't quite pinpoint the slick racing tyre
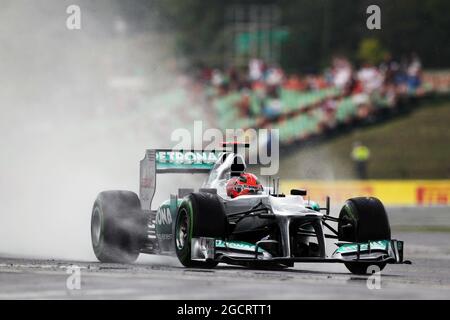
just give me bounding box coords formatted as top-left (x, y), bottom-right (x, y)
top-left (338, 197), bottom-right (391, 275)
top-left (91, 191), bottom-right (145, 263)
top-left (174, 193), bottom-right (228, 268)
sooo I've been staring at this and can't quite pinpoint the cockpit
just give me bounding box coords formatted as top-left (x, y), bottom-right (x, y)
top-left (204, 152), bottom-right (265, 199)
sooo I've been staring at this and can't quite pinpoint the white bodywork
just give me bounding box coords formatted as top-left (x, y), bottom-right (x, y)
top-left (202, 152), bottom-right (321, 218)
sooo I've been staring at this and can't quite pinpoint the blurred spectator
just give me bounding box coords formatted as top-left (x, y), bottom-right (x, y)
top-left (228, 66), bottom-right (241, 91)
top-left (262, 85), bottom-right (282, 120)
top-left (236, 89), bottom-right (253, 118)
top-left (211, 69), bottom-right (225, 87)
top-left (357, 63), bottom-right (383, 94)
top-left (379, 53), bottom-right (398, 85)
top-left (249, 58), bottom-right (264, 81)
top-left (351, 141), bottom-right (370, 179)
top-left (407, 52), bottom-right (422, 92)
top-left (266, 66), bottom-right (284, 87)
top-left (321, 98), bottom-right (338, 129)
top-left (331, 57), bottom-right (353, 89)
top-left (284, 74), bottom-right (306, 91)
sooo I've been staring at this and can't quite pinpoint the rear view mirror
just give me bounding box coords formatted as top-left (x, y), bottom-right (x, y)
top-left (291, 189), bottom-right (307, 196)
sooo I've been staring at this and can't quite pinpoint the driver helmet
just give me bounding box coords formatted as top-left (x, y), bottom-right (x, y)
top-left (226, 172), bottom-right (263, 198)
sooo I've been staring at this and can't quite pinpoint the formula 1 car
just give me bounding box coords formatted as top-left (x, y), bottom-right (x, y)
top-left (90, 144), bottom-right (409, 274)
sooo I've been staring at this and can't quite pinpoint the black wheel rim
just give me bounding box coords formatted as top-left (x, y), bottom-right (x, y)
top-left (339, 204), bottom-right (357, 241)
top-left (176, 208), bottom-right (189, 250)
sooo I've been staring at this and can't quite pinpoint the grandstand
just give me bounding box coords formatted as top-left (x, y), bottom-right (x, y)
top-left (207, 67), bottom-right (447, 148)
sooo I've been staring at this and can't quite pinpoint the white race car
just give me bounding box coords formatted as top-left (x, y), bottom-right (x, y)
top-left (90, 143), bottom-right (409, 274)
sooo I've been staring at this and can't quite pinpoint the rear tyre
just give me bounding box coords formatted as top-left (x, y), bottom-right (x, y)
top-left (338, 197), bottom-right (391, 275)
top-left (91, 191), bottom-right (145, 263)
top-left (174, 193), bottom-right (228, 268)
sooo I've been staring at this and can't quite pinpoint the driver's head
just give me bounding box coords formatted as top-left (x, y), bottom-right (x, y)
top-left (226, 172), bottom-right (263, 198)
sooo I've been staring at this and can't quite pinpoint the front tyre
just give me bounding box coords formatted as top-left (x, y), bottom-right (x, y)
top-left (174, 193), bottom-right (228, 268)
top-left (91, 191), bottom-right (145, 263)
top-left (338, 197), bottom-right (391, 275)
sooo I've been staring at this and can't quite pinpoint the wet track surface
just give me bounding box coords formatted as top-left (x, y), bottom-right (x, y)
top-left (1, 207), bottom-right (449, 299)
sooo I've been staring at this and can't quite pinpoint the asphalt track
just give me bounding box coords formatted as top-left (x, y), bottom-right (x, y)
top-left (0, 207), bottom-right (449, 299)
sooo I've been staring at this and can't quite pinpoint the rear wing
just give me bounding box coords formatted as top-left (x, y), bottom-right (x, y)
top-left (139, 149), bottom-right (222, 211)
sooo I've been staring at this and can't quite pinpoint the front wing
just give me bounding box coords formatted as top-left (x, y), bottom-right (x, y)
top-left (191, 238), bottom-right (411, 266)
